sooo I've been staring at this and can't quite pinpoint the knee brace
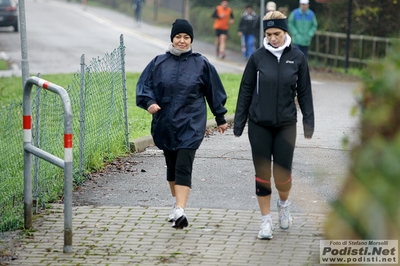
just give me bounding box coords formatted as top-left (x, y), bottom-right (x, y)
top-left (275, 176), bottom-right (292, 192)
top-left (255, 176), bottom-right (272, 196)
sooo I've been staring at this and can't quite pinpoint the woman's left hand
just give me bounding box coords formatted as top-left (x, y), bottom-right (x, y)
top-left (147, 103), bottom-right (161, 114)
top-left (218, 123), bottom-right (228, 134)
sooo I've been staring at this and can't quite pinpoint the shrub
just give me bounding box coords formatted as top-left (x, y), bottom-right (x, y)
top-left (325, 44), bottom-right (400, 240)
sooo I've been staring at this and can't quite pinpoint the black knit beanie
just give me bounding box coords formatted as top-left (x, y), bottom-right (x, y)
top-left (170, 19), bottom-right (194, 43)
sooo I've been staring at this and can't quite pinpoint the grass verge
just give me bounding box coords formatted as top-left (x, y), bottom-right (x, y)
top-left (0, 59), bottom-right (8, 71)
top-left (0, 72), bottom-right (242, 140)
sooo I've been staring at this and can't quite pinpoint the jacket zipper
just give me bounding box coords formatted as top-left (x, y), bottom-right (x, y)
top-left (256, 70), bottom-right (260, 95)
top-left (276, 54), bottom-right (281, 125)
top-left (169, 56), bottom-right (182, 150)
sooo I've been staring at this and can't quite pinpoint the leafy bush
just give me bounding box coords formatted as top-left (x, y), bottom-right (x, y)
top-left (325, 44), bottom-right (400, 240)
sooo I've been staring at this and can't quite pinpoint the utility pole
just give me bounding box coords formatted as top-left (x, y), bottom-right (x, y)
top-left (153, 0), bottom-right (159, 22)
top-left (183, 0), bottom-right (189, 20)
top-left (259, 0), bottom-right (265, 48)
top-left (18, 0), bottom-right (30, 89)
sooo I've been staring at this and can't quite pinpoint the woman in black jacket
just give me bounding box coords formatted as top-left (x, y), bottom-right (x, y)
top-left (234, 11), bottom-right (314, 240)
top-left (136, 19), bottom-right (228, 229)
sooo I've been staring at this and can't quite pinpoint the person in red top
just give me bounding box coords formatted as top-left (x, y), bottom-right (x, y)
top-left (212, 0), bottom-right (234, 59)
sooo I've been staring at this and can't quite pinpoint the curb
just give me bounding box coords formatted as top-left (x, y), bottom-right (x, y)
top-left (0, 51), bottom-right (20, 77)
top-left (130, 114), bottom-right (235, 153)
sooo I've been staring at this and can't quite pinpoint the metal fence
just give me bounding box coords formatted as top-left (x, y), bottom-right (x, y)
top-left (0, 35), bottom-right (129, 234)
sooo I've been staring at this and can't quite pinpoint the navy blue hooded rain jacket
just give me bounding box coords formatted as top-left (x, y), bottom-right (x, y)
top-left (136, 50), bottom-right (227, 151)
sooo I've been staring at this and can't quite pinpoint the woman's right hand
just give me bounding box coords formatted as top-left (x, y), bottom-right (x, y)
top-left (147, 103), bottom-right (161, 114)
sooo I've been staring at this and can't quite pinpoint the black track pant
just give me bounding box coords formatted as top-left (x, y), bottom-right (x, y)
top-left (248, 120), bottom-right (297, 196)
top-left (163, 148), bottom-right (196, 188)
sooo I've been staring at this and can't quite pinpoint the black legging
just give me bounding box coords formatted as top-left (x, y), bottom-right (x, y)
top-left (248, 120), bottom-right (297, 196)
top-left (163, 149), bottom-right (197, 188)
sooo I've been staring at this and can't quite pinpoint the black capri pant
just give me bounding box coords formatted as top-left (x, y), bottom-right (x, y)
top-left (248, 120), bottom-right (297, 196)
top-left (163, 148), bottom-right (197, 188)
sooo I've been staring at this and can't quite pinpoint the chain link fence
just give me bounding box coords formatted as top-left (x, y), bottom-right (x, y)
top-left (0, 35), bottom-right (129, 234)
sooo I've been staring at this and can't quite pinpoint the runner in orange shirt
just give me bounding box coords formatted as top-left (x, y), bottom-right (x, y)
top-left (82, 0), bottom-right (87, 10)
top-left (212, 1), bottom-right (235, 59)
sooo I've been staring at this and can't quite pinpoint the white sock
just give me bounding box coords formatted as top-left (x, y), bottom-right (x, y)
top-left (261, 214), bottom-right (271, 223)
top-left (175, 206), bottom-right (184, 213)
top-left (279, 199), bottom-right (288, 206)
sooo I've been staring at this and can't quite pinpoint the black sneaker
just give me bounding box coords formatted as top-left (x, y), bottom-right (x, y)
top-left (172, 207), bottom-right (188, 229)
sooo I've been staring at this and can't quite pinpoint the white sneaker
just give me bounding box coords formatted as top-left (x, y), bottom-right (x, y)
top-left (172, 207), bottom-right (188, 229)
top-left (257, 216), bottom-right (274, 240)
top-left (277, 199), bottom-right (293, 230)
top-left (168, 203), bottom-right (175, 222)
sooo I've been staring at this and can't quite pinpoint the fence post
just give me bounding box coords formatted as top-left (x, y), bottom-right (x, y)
top-left (385, 38), bottom-right (390, 55)
top-left (324, 34), bottom-right (329, 65)
top-left (120, 34), bottom-right (130, 151)
top-left (359, 36), bottom-right (363, 66)
top-left (23, 76), bottom-right (74, 253)
top-left (79, 54), bottom-right (85, 176)
top-left (334, 34), bottom-right (339, 68)
top-left (33, 73), bottom-right (41, 214)
top-left (372, 37), bottom-right (377, 59)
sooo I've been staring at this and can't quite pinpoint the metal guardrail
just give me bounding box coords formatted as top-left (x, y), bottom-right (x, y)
top-left (23, 76), bottom-right (73, 253)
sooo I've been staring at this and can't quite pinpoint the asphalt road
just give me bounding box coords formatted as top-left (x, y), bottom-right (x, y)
top-left (72, 79), bottom-right (360, 214)
top-left (0, 0), bottom-right (245, 75)
top-left (0, 0), bottom-right (361, 214)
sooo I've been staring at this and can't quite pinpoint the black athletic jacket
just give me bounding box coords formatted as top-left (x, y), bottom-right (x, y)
top-left (233, 45), bottom-right (314, 138)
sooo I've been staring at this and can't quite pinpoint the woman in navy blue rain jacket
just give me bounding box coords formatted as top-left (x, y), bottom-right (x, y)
top-left (136, 19), bottom-right (228, 229)
top-left (234, 11), bottom-right (314, 240)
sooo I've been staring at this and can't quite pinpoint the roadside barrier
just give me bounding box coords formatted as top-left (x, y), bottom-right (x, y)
top-left (23, 76), bottom-right (73, 253)
top-left (0, 35), bottom-right (128, 235)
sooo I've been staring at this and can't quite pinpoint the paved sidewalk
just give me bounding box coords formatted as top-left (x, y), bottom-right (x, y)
top-left (2, 111), bottom-right (353, 265)
top-left (9, 205), bottom-right (325, 266)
